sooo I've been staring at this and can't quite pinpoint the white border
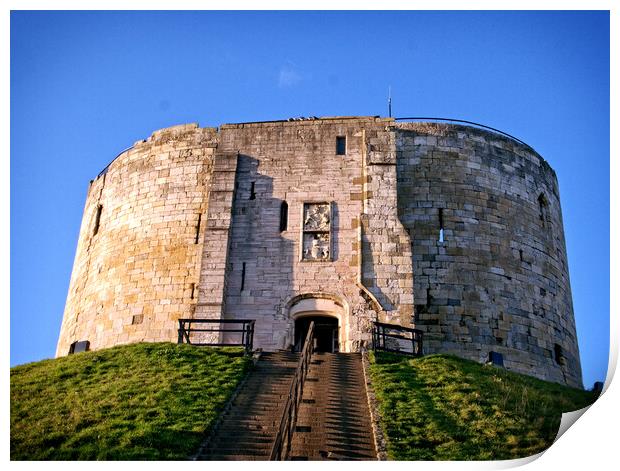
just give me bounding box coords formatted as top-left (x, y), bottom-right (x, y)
top-left (4, 3), bottom-right (616, 470)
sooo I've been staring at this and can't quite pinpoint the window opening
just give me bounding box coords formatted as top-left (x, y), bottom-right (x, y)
top-left (279, 201), bottom-right (288, 232)
top-left (488, 351), bottom-right (504, 367)
top-left (241, 262), bottom-right (246, 291)
top-left (190, 283), bottom-right (195, 299)
top-left (194, 213), bottom-right (202, 244)
top-left (538, 193), bottom-right (550, 228)
top-left (336, 136), bottom-right (346, 155)
top-left (249, 182), bottom-right (256, 200)
top-left (554, 344), bottom-right (564, 365)
top-left (69, 340), bottom-right (90, 354)
top-left (93, 205), bottom-right (103, 236)
top-left (519, 249), bottom-right (524, 261)
top-left (438, 208), bottom-right (444, 242)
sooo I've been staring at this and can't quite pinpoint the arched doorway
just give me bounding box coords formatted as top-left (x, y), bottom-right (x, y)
top-left (286, 293), bottom-right (349, 353)
top-left (295, 315), bottom-right (339, 352)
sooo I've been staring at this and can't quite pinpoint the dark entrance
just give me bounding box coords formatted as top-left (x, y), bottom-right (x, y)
top-left (294, 316), bottom-right (339, 353)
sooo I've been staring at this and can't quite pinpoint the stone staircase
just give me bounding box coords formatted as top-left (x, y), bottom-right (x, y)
top-left (198, 351), bottom-right (377, 461)
top-left (197, 351), bottom-right (299, 460)
top-left (289, 353), bottom-right (377, 460)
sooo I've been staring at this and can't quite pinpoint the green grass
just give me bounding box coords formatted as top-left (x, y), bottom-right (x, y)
top-left (368, 352), bottom-right (597, 461)
top-left (11, 342), bottom-right (251, 460)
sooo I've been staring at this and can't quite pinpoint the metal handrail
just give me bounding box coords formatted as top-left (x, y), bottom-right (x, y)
top-left (96, 145), bottom-right (134, 178)
top-left (373, 321), bottom-right (424, 357)
top-left (177, 319), bottom-right (255, 354)
top-left (394, 116), bottom-right (537, 154)
top-left (269, 321), bottom-right (315, 460)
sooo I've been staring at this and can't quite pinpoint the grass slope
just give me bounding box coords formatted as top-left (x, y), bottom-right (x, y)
top-left (11, 343), bottom-right (251, 460)
top-left (369, 352), bottom-right (597, 461)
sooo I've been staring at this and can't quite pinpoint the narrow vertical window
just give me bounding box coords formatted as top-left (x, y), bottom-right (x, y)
top-left (279, 201), bottom-right (288, 232)
top-left (241, 262), bottom-right (246, 292)
top-left (554, 343), bottom-right (564, 365)
top-left (519, 249), bottom-right (524, 261)
top-left (336, 136), bottom-right (346, 155)
top-left (438, 208), bottom-right (444, 242)
top-left (194, 213), bottom-right (202, 244)
top-left (190, 283), bottom-right (195, 299)
top-left (538, 193), bottom-right (549, 228)
top-left (249, 182), bottom-right (256, 200)
top-left (93, 205), bottom-right (103, 236)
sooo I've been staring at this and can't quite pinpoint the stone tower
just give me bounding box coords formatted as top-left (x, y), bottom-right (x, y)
top-left (57, 116), bottom-right (582, 388)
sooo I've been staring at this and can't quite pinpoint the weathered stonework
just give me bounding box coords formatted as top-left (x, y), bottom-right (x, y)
top-left (57, 124), bottom-right (217, 356)
top-left (57, 116), bottom-right (582, 388)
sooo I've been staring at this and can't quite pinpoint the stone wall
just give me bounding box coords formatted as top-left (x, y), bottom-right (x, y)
top-left (361, 126), bottom-right (415, 327)
top-left (56, 124), bottom-right (217, 355)
top-left (218, 117), bottom-right (398, 352)
top-left (395, 122), bottom-right (582, 388)
top-left (56, 116), bottom-right (582, 387)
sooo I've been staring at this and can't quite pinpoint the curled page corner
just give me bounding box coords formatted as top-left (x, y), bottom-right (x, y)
top-left (493, 451), bottom-right (545, 469)
top-left (553, 368), bottom-right (611, 445)
top-left (554, 405), bottom-right (592, 443)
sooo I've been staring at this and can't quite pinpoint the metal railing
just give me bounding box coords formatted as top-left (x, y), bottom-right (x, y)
top-left (373, 321), bottom-right (424, 357)
top-left (269, 321), bottom-right (315, 460)
top-left (177, 319), bottom-right (255, 354)
top-left (96, 145), bottom-right (134, 178)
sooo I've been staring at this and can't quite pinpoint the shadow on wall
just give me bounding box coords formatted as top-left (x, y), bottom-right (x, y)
top-left (360, 221), bottom-right (395, 312)
top-left (394, 128), bottom-right (446, 339)
top-left (330, 203), bottom-right (339, 262)
top-left (223, 154), bottom-right (295, 350)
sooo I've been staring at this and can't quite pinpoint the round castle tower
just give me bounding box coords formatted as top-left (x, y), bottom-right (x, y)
top-left (57, 117), bottom-right (582, 388)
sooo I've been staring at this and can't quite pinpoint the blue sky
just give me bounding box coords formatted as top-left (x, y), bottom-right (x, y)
top-left (10, 11), bottom-right (609, 388)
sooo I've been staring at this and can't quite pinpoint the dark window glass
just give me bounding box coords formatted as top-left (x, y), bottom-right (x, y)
top-left (336, 136), bottom-right (346, 155)
top-left (280, 201), bottom-right (288, 232)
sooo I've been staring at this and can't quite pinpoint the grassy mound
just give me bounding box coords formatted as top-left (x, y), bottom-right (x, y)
top-left (368, 352), bottom-right (597, 460)
top-left (11, 342), bottom-right (251, 460)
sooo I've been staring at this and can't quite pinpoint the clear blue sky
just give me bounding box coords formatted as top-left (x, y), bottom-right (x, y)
top-left (10, 11), bottom-right (609, 388)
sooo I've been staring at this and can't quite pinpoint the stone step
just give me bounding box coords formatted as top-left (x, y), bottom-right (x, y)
top-left (286, 352), bottom-right (376, 461)
top-left (197, 351), bottom-right (376, 461)
top-left (213, 415), bottom-right (278, 424)
top-left (202, 447), bottom-right (272, 457)
top-left (197, 352), bottom-right (299, 461)
top-left (213, 426), bottom-right (276, 438)
top-left (207, 439), bottom-right (274, 449)
top-left (203, 454), bottom-right (267, 461)
top-left (224, 402), bottom-right (285, 412)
